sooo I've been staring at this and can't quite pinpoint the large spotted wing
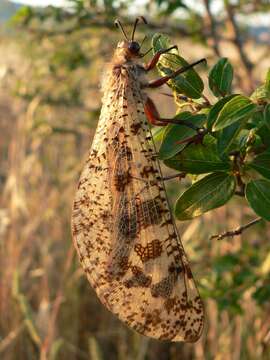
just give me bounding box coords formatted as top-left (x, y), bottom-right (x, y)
top-left (72, 69), bottom-right (204, 342)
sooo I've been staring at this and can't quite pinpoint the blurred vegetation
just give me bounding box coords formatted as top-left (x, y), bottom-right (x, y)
top-left (1, 0), bottom-right (270, 359)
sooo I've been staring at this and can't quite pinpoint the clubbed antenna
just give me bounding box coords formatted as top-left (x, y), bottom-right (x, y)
top-left (114, 19), bottom-right (129, 41)
top-left (131, 16), bottom-right (147, 41)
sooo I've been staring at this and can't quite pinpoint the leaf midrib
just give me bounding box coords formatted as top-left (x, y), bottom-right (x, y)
top-left (177, 174), bottom-right (233, 215)
top-left (253, 181), bottom-right (270, 207)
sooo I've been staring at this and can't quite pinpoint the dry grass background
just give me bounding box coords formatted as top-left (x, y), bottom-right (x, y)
top-left (0, 22), bottom-right (270, 360)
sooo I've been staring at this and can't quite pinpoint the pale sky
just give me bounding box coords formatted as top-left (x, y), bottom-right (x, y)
top-left (9, 0), bottom-right (270, 26)
top-left (11, 0), bottom-right (68, 6)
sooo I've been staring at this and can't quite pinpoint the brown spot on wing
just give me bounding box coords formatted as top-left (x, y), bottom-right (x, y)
top-left (135, 198), bottom-right (163, 230)
top-left (134, 239), bottom-right (163, 263)
top-left (140, 165), bottom-right (155, 178)
top-left (164, 297), bottom-right (178, 314)
top-left (114, 168), bottom-right (132, 191)
top-left (124, 266), bottom-right (152, 288)
top-left (130, 122), bottom-right (142, 135)
top-left (150, 263), bottom-right (181, 298)
top-left (117, 196), bottom-right (137, 240)
top-left (150, 275), bottom-right (175, 298)
top-left (111, 144), bottom-right (133, 192)
top-left (106, 245), bottom-right (132, 280)
top-left (144, 309), bottom-right (162, 327)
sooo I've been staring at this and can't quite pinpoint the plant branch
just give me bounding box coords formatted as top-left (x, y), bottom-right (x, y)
top-left (203, 0), bottom-right (221, 57)
top-left (201, 94), bottom-right (212, 106)
top-left (224, 1), bottom-right (254, 92)
top-left (235, 190), bottom-right (245, 197)
top-left (40, 246), bottom-right (75, 359)
top-left (210, 217), bottom-right (262, 241)
top-left (0, 323), bottom-right (25, 353)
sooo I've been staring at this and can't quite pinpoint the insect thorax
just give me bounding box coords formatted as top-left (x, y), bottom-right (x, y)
top-left (101, 59), bottom-right (147, 95)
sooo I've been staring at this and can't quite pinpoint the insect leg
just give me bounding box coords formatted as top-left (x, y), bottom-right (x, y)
top-left (145, 58), bottom-right (206, 88)
top-left (143, 97), bottom-right (165, 126)
top-left (144, 45), bottom-right (177, 71)
top-left (144, 97), bottom-right (201, 130)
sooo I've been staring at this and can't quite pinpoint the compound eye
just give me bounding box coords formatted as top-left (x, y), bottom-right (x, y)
top-left (128, 41), bottom-right (140, 53)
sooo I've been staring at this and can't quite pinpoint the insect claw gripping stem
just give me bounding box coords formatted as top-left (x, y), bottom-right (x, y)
top-left (162, 172), bottom-right (187, 181)
top-left (146, 58), bottom-right (206, 88)
top-left (176, 128), bottom-right (208, 146)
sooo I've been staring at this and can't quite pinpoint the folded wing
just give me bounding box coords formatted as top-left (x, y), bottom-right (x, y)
top-left (72, 70), bottom-right (204, 342)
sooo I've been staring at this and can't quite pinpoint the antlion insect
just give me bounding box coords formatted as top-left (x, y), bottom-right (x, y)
top-left (72, 17), bottom-right (205, 342)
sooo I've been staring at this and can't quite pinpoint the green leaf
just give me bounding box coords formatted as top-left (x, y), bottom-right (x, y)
top-left (151, 126), bottom-right (166, 142)
top-left (258, 127), bottom-right (270, 147)
top-left (248, 111), bottom-right (264, 129)
top-left (207, 94), bottom-right (236, 130)
top-left (253, 283), bottom-right (270, 305)
top-left (234, 267), bottom-right (255, 286)
top-left (264, 103), bottom-right (270, 131)
top-left (246, 179), bottom-right (270, 221)
top-left (256, 110), bottom-right (270, 147)
top-left (213, 254), bottom-right (239, 273)
top-left (209, 58), bottom-right (234, 97)
top-left (158, 112), bottom-right (206, 160)
top-left (217, 294), bottom-right (243, 315)
top-left (213, 95), bottom-right (256, 131)
top-left (250, 84), bottom-right (270, 102)
top-left (265, 68), bottom-right (270, 93)
top-left (251, 109), bottom-right (270, 146)
top-left (250, 68), bottom-right (270, 102)
top-left (152, 33), bottom-right (175, 56)
top-left (152, 33), bottom-right (204, 99)
top-left (247, 151), bottom-right (270, 180)
top-left (175, 172), bottom-right (236, 220)
top-left (164, 135), bottom-right (231, 173)
top-left (238, 129), bottom-right (262, 152)
top-left (11, 6), bottom-right (33, 25)
top-left (156, 0), bottom-right (188, 14)
top-left (217, 121), bottom-right (243, 158)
